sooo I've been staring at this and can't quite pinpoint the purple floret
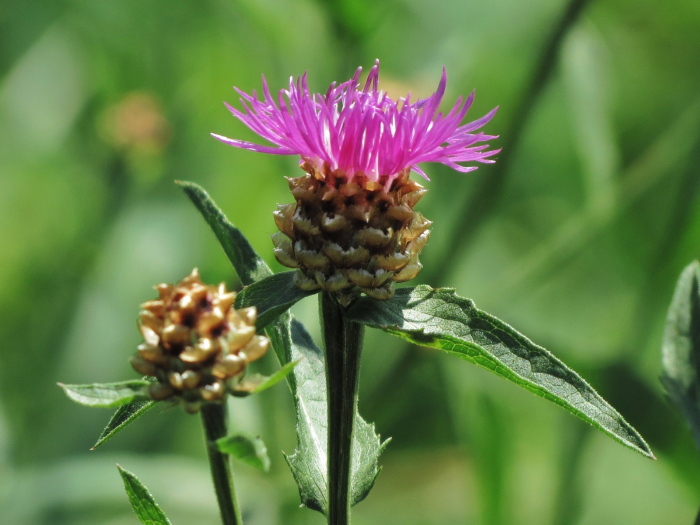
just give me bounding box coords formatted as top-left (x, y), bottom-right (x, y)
top-left (213, 60), bottom-right (499, 187)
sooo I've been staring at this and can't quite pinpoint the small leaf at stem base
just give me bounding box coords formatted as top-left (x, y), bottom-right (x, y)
top-left (216, 433), bottom-right (271, 472)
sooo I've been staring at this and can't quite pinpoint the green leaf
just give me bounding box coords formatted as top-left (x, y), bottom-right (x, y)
top-left (117, 465), bottom-right (172, 525)
top-left (661, 261), bottom-right (700, 451)
top-left (235, 272), bottom-right (316, 329)
top-left (215, 433), bottom-right (271, 472)
top-left (92, 400), bottom-right (157, 449)
top-left (280, 318), bottom-right (388, 513)
top-left (250, 359), bottom-right (301, 394)
top-left (59, 380), bottom-right (150, 408)
top-left (346, 285), bottom-right (654, 459)
top-left (230, 360), bottom-right (301, 397)
top-left (178, 180), bottom-right (272, 284)
top-left (182, 181), bottom-right (387, 511)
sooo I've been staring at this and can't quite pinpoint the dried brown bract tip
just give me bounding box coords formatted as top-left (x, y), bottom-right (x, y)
top-left (131, 269), bottom-right (270, 413)
top-left (272, 168), bottom-right (431, 300)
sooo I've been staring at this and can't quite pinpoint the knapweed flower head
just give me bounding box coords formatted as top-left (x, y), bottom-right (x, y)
top-left (131, 269), bottom-right (270, 413)
top-left (214, 61), bottom-right (498, 300)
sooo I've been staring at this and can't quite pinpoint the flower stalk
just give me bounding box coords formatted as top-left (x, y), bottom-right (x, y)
top-left (320, 292), bottom-right (365, 525)
top-left (201, 403), bottom-right (243, 525)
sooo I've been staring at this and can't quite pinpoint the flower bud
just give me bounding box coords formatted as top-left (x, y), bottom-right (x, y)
top-left (272, 170), bottom-right (431, 299)
top-left (131, 269), bottom-right (270, 412)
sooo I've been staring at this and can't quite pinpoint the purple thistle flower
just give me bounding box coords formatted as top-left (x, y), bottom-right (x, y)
top-left (213, 60), bottom-right (499, 188)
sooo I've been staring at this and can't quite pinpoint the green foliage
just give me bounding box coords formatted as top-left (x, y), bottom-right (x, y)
top-left (216, 433), bottom-right (271, 472)
top-left (178, 181), bottom-right (271, 284)
top-left (248, 359), bottom-right (300, 394)
top-left (232, 359), bottom-right (301, 397)
top-left (93, 400), bottom-right (157, 449)
top-left (59, 381), bottom-right (151, 408)
top-left (6, 2), bottom-right (700, 521)
top-left (282, 317), bottom-right (388, 513)
top-left (181, 181), bottom-right (387, 512)
top-left (346, 285), bottom-right (654, 459)
top-left (117, 465), bottom-right (172, 525)
top-left (662, 261), bottom-right (700, 452)
top-left (235, 272), bottom-right (316, 329)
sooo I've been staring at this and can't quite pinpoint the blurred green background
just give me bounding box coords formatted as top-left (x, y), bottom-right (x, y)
top-left (2, 0), bottom-right (700, 523)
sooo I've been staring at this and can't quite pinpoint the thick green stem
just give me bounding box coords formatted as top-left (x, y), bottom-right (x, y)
top-left (320, 292), bottom-right (364, 525)
top-left (201, 403), bottom-right (243, 525)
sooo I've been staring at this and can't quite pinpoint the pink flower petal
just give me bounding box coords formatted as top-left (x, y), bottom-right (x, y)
top-left (214, 61), bottom-right (498, 185)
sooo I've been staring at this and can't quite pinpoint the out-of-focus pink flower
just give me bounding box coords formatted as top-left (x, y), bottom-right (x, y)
top-left (213, 60), bottom-right (498, 188)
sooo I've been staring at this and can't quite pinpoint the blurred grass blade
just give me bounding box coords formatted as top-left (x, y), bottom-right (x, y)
top-left (661, 261), bottom-right (700, 451)
top-left (562, 24), bottom-right (618, 216)
top-left (178, 180), bottom-right (272, 284)
top-left (181, 182), bottom-right (387, 511)
top-left (93, 400), bottom-right (157, 449)
top-left (235, 272), bottom-right (317, 329)
top-left (117, 465), bottom-right (172, 525)
top-left (216, 433), bottom-right (271, 472)
top-left (347, 285), bottom-right (654, 459)
top-left (59, 380), bottom-right (150, 408)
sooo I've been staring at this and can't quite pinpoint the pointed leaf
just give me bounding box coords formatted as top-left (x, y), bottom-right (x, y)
top-left (117, 465), bottom-right (172, 525)
top-left (59, 380), bottom-right (150, 408)
top-left (181, 182), bottom-right (387, 511)
top-left (178, 180), bottom-right (271, 284)
top-left (280, 318), bottom-right (388, 513)
top-left (216, 433), bottom-right (271, 472)
top-left (346, 285), bottom-right (654, 459)
top-left (661, 261), bottom-right (700, 451)
top-left (250, 359), bottom-right (301, 394)
top-left (235, 272), bottom-right (316, 329)
top-left (230, 360), bottom-right (301, 397)
top-left (92, 400), bottom-right (157, 449)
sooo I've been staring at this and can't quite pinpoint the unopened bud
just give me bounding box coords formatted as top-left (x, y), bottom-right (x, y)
top-left (271, 171), bottom-right (431, 299)
top-left (130, 269), bottom-right (271, 412)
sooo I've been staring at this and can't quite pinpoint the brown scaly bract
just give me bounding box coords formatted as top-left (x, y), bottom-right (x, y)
top-left (130, 269), bottom-right (269, 413)
top-left (272, 165), bottom-right (431, 300)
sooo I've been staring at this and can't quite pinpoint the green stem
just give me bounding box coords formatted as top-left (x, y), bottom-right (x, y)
top-left (201, 403), bottom-right (243, 525)
top-left (320, 292), bottom-right (364, 525)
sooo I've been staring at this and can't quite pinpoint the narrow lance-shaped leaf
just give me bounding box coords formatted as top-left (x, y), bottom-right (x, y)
top-left (216, 433), bottom-right (271, 472)
top-left (59, 380), bottom-right (151, 408)
top-left (178, 180), bottom-right (271, 284)
top-left (346, 285), bottom-right (654, 459)
top-left (93, 400), bottom-right (157, 450)
top-left (230, 359), bottom-right (301, 397)
top-left (661, 260), bottom-right (700, 452)
top-left (117, 465), bottom-right (172, 525)
top-left (249, 359), bottom-right (301, 394)
top-left (181, 181), bottom-right (387, 513)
